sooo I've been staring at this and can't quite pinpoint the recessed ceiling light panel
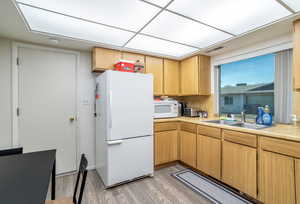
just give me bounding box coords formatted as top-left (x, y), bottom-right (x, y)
top-left (18, 4), bottom-right (135, 46)
top-left (281, 0), bottom-right (300, 12)
top-left (125, 34), bottom-right (198, 58)
top-left (142, 0), bottom-right (173, 7)
top-left (17, 0), bottom-right (160, 31)
top-left (142, 11), bottom-right (233, 48)
top-left (168, 0), bottom-right (292, 35)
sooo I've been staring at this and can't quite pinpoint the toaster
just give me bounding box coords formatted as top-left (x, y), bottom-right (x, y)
top-left (183, 108), bottom-right (199, 117)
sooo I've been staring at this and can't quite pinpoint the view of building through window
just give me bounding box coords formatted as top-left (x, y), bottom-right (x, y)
top-left (219, 54), bottom-right (275, 119)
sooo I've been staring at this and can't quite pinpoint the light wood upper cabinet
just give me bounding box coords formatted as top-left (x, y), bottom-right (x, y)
top-left (197, 134), bottom-right (221, 179)
top-left (163, 59), bottom-right (179, 95)
top-left (293, 20), bottom-right (300, 90)
top-left (92, 47), bottom-right (121, 71)
top-left (180, 123), bottom-right (197, 168)
top-left (121, 52), bottom-right (145, 64)
top-left (260, 151), bottom-right (296, 204)
top-left (222, 141), bottom-right (257, 198)
top-left (180, 56), bottom-right (199, 95)
top-left (198, 55), bottom-right (211, 95)
top-left (180, 55), bottom-right (211, 96)
top-left (145, 56), bottom-right (164, 95)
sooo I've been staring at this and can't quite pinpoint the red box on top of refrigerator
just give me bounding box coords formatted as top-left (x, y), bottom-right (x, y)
top-left (113, 60), bottom-right (135, 72)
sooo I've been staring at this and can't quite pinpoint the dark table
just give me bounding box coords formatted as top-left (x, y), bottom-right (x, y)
top-left (0, 149), bottom-right (56, 204)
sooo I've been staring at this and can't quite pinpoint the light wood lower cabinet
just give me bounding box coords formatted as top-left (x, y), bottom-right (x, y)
top-left (154, 130), bottom-right (178, 165)
top-left (296, 159), bottom-right (300, 204)
top-left (197, 134), bottom-right (221, 179)
top-left (180, 130), bottom-right (197, 168)
top-left (260, 151), bottom-right (296, 204)
top-left (222, 141), bottom-right (257, 198)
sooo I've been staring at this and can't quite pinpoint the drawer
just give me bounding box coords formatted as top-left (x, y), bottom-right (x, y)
top-left (223, 130), bottom-right (257, 148)
top-left (180, 122), bottom-right (197, 134)
top-left (197, 125), bottom-right (221, 139)
top-left (261, 137), bottom-right (300, 158)
top-left (154, 122), bottom-right (177, 132)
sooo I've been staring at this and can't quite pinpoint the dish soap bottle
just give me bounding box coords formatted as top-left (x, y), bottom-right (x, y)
top-left (262, 105), bottom-right (272, 126)
top-left (256, 107), bottom-right (264, 125)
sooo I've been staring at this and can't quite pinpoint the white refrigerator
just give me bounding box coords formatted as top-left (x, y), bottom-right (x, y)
top-left (95, 70), bottom-right (154, 187)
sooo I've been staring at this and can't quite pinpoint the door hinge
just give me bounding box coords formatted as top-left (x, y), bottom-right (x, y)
top-left (16, 107), bottom-right (20, 116)
top-left (16, 58), bottom-right (20, 66)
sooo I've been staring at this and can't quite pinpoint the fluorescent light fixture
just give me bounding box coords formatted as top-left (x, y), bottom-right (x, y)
top-left (16, 0), bottom-right (160, 31)
top-left (126, 34), bottom-right (198, 58)
top-left (168, 0), bottom-right (292, 35)
top-left (281, 0), bottom-right (300, 12)
top-left (142, 0), bottom-right (172, 7)
top-left (18, 4), bottom-right (135, 46)
top-left (142, 11), bottom-right (232, 48)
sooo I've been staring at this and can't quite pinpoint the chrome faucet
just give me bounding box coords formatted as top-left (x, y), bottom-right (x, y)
top-left (241, 110), bottom-right (246, 123)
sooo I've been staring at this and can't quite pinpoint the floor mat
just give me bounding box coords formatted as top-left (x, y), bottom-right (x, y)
top-left (172, 169), bottom-right (253, 204)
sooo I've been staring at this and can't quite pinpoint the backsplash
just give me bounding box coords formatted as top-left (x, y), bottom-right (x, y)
top-left (180, 95), bottom-right (215, 117)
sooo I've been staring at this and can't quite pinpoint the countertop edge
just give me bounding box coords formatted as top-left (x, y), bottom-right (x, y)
top-left (154, 117), bottom-right (300, 142)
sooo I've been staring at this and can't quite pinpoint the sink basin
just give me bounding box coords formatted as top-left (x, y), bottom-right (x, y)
top-left (230, 122), bottom-right (269, 130)
top-left (205, 120), bottom-right (270, 130)
top-left (204, 120), bottom-right (239, 125)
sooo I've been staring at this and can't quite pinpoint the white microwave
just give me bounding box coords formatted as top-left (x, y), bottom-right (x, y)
top-left (154, 100), bottom-right (179, 118)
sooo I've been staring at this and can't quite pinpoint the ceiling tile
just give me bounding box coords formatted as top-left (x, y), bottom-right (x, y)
top-left (125, 34), bottom-right (198, 58)
top-left (142, 11), bottom-right (232, 48)
top-left (142, 0), bottom-right (172, 7)
top-left (18, 4), bottom-right (135, 46)
top-left (167, 0), bottom-right (292, 35)
top-left (16, 0), bottom-right (160, 31)
top-left (281, 0), bottom-right (300, 12)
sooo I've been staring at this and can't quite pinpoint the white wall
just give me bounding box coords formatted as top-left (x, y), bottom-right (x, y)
top-left (78, 51), bottom-right (96, 169)
top-left (0, 38), bottom-right (96, 168)
top-left (0, 38), bottom-right (12, 148)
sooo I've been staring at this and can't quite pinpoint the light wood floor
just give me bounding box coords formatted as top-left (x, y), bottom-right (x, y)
top-left (47, 165), bottom-right (211, 204)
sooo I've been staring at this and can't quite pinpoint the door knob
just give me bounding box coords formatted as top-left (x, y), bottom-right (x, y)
top-left (69, 117), bottom-right (75, 122)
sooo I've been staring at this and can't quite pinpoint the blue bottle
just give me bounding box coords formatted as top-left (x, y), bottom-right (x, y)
top-left (262, 105), bottom-right (272, 126)
top-left (256, 107), bottom-right (264, 125)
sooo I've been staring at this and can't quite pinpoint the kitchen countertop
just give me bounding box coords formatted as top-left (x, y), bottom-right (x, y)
top-left (154, 117), bottom-right (300, 142)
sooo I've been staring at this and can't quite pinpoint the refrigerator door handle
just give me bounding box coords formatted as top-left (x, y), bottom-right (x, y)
top-left (108, 90), bottom-right (113, 129)
top-left (107, 140), bottom-right (123, 145)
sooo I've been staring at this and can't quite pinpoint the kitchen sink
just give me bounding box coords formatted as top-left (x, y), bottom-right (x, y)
top-left (204, 120), bottom-right (270, 130)
top-left (204, 120), bottom-right (239, 125)
top-left (230, 122), bottom-right (269, 130)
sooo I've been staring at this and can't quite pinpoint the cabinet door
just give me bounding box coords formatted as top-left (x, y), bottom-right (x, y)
top-left (294, 20), bottom-right (300, 90)
top-left (154, 130), bottom-right (178, 165)
top-left (222, 141), bottom-right (257, 198)
top-left (92, 47), bottom-right (121, 71)
top-left (122, 52), bottom-right (145, 64)
top-left (197, 135), bottom-right (221, 179)
top-left (260, 151), bottom-right (295, 204)
top-left (145, 56), bottom-right (163, 95)
top-left (180, 56), bottom-right (199, 95)
top-left (198, 55), bottom-right (211, 95)
top-left (180, 130), bottom-right (196, 168)
top-left (164, 59), bottom-right (179, 95)
top-left (296, 159), bottom-right (300, 204)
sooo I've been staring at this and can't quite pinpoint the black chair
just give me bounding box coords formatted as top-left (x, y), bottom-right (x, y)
top-left (46, 154), bottom-right (88, 204)
top-left (0, 147), bottom-right (23, 156)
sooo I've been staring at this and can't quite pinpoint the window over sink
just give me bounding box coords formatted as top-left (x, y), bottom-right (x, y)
top-left (219, 53), bottom-right (275, 120)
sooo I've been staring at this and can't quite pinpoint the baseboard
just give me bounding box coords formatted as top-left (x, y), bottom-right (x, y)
top-left (87, 165), bottom-right (96, 170)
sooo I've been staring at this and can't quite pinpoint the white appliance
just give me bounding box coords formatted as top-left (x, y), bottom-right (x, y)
top-left (95, 70), bottom-right (154, 187)
top-left (154, 100), bottom-right (179, 118)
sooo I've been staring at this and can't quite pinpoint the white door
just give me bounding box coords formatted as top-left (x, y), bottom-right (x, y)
top-left (107, 71), bottom-right (153, 141)
top-left (18, 47), bottom-right (77, 174)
